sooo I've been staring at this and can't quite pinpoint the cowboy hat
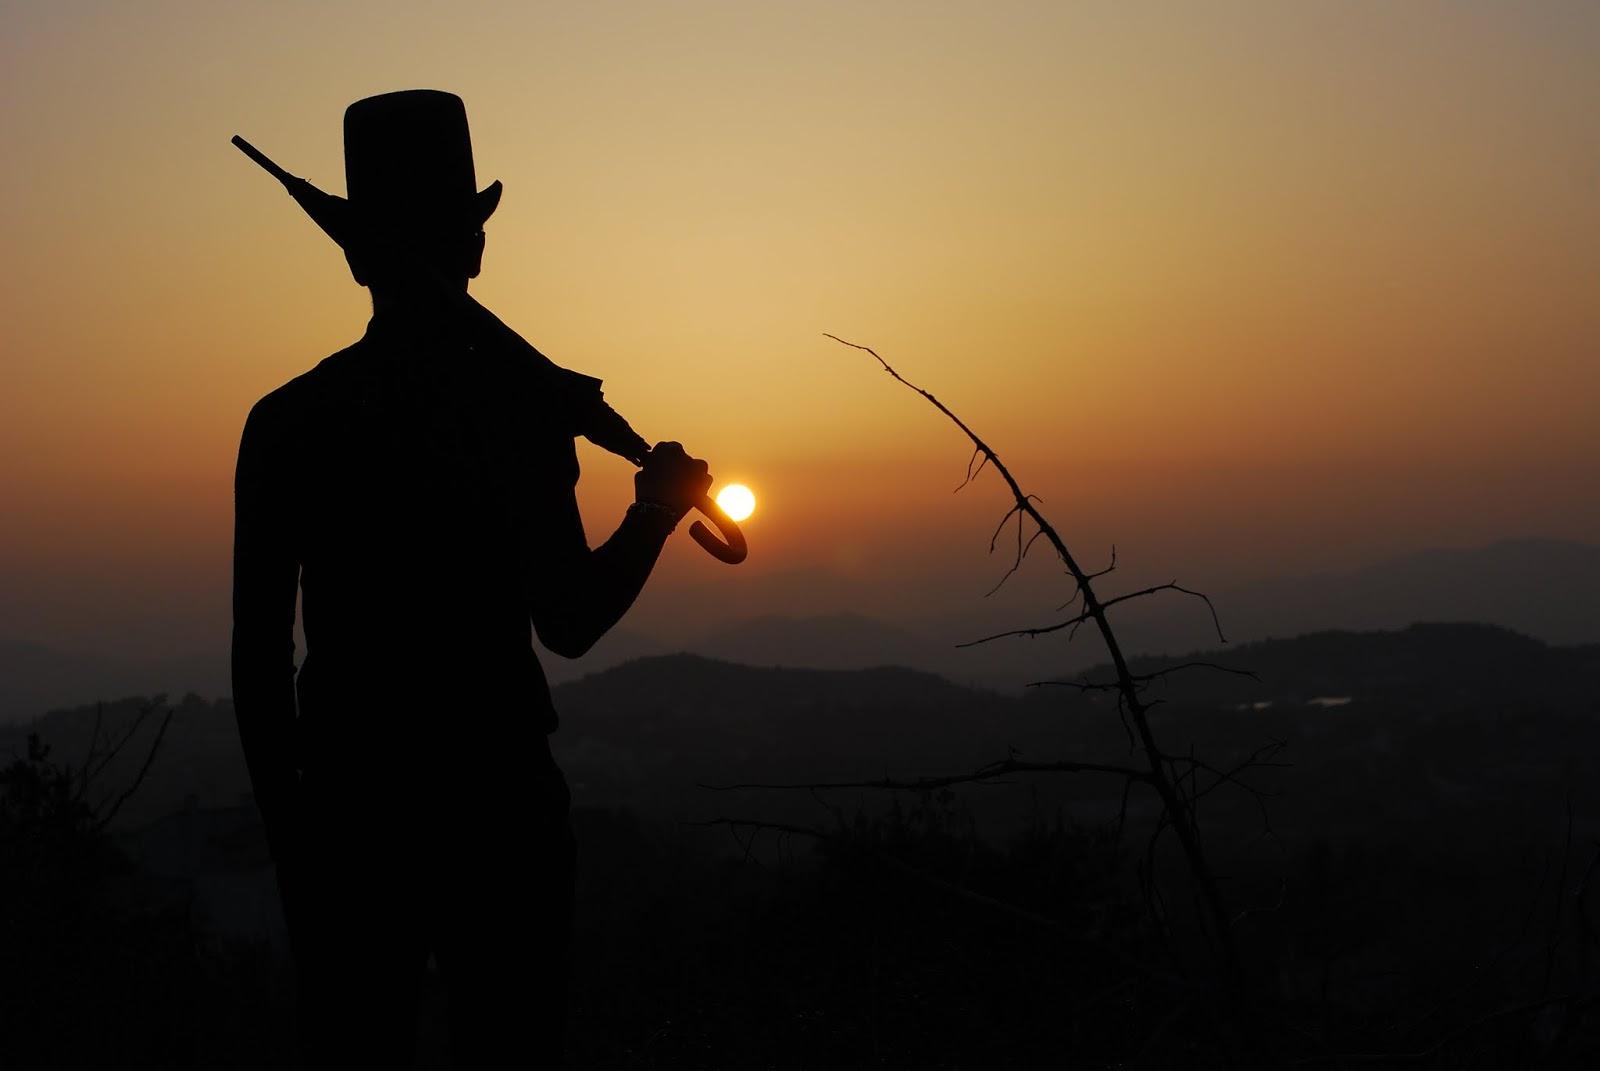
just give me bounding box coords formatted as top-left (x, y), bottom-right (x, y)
top-left (343, 89), bottom-right (502, 234)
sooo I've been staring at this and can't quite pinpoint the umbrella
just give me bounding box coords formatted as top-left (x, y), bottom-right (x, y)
top-left (231, 135), bottom-right (745, 565)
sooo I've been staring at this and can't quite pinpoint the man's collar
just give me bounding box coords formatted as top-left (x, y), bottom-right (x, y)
top-left (361, 310), bottom-right (472, 350)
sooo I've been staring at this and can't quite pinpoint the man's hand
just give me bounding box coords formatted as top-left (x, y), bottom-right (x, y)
top-left (635, 441), bottom-right (712, 521)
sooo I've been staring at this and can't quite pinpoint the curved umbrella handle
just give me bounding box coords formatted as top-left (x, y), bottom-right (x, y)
top-left (688, 494), bottom-right (748, 565)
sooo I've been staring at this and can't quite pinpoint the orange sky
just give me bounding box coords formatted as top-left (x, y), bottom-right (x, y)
top-left (3, 2), bottom-right (1598, 661)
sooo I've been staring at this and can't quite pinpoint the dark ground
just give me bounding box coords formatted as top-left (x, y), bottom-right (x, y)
top-left (6, 623), bottom-right (1600, 1068)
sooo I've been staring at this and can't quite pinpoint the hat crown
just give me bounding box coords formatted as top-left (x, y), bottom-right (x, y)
top-left (344, 90), bottom-right (487, 231)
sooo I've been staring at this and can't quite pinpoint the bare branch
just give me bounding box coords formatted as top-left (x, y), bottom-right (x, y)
top-left (1099, 582), bottom-right (1227, 644)
top-left (86, 699), bottom-right (157, 786)
top-left (1114, 685), bottom-right (1137, 753)
top-left (1289, 993), bottom-right (1600, 1066)
top-left (694, 815), bottom-right (1190, 988)
top-left (1229, 877), bottom-right (1288, 929)
top-left (954, 446), bottom-right (990, 492)
top-left (1030, 662), bottom-right (1258, 695)
top-left (826, 333), bottom-right (1245, 985)
top-left (984, 506), bottom-right (1050, 598)
top-left (1026, 677), bottom-right (1123, 693)
top-left (957, 608), bottom-right (1095, 648)
top-left (987, 503), bottom-right (1022, 554)
top-left (1057, 547), bottom-right (1117, 610)
top-left (700, 756), bottom-right (1149, 795)
top-left (1169, 740), bottom-right (1291, 836)
top-left (1167, 739), bottom-right (1292, 790)
top-left (1134, 661), bottom-right (1259, 685)
top-left (93, 704), bottom-right (175, 832)
top-left (74, 701), bottom-right (107, 804)
top-left (1022, 525), bottom-right (1048, 560)
top-left (961, 582), bottom-right (1226, 649)
top-left (1544, 791), bottom-right (1576, 998)
top-left (1578, 841), bottom-right (1600, 988)
top-left (1054, 587), bottom-right (1083, 614)
top-left (1113, 775), bottom-right (1136, 848)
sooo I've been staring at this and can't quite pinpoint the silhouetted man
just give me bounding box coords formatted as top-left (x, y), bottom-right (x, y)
top-left (231, 90), bottom-right (711, 1068)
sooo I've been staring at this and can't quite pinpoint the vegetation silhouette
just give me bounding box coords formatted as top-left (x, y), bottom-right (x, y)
top-left (231, 90), bottom-right (719, 1067)
top-left (0, 700), bottom-right (236, 1070)
top-left (9, 622), bottom-right (1600, 1065)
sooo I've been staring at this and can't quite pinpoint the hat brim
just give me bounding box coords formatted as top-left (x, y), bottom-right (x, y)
top-left (473, 180), bottom-right (503, 228)
top-left (344, 178), bottom-right (503, 233)
top-left (274, 171), bottom-right (503, 255)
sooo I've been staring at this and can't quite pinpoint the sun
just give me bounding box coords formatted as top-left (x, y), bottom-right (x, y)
top-left (715, 483), bottom-right (756, 523)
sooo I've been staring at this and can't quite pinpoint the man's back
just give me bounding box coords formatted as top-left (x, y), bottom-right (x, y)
top-left (238, 316), bottom-right (580, 764)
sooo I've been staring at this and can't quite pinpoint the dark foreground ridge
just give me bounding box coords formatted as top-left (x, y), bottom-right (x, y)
top-left (7, 624), bottom-right (1600, 1065)
top-left (9, 623), bottom-right (1600, 833)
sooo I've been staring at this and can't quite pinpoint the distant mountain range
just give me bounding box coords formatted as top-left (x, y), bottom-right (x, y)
top-left (1207, 538), bottom-right (1600, 647)
top-left (0, 640), bottom-right (231, 728)
top-left (636, 539), bottom-right (1600, 690)
top-left (1102, 620), bottom-right (1600, 711)
top-left (7, 622), bottom-right (1599, 842)
top-left (3, 538), bottom-right (1597, 722)
top-left (693, 612), bottom-right (939, 673)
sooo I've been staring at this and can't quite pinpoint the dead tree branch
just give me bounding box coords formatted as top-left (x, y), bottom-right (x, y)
top-left (824, 332), bottom-right (1245, 985)
top-left (1028, 661), bottom-right (1259, 693)
top-left (91, 701), bottom-right (175, 832)
top-left (958, 582), bottom-right (1226, 648)
top-left (701, 756), bottom-right (1149, 794)
top-left (694, 815), bottom-right (1190, 988)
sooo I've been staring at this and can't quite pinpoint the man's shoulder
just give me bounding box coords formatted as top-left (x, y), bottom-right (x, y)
top-left (243, 340), bottom-right (369, 432)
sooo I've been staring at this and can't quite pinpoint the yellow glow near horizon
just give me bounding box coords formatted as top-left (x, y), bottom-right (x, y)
top-left (716, 484), bottom-right (756, 523)
top-left (3, 2), bottom-right (1600, 660)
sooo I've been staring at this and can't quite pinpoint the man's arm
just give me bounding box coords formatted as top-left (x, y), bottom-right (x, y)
top-left (532, 441), bottom-right (711, 659)
top-left (231, 397), bottom-right (301, 858)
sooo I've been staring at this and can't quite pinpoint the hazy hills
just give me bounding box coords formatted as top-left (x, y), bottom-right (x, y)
top-left (1204, 538), bottom-right (1600, 647)
top-left (630, 538), bottom-right (1600, 691)
top-left (1106, 621), bottom-right (1600, 711)
top-left (590, 538), bottom-right (1600, 691)
top-left (6, 621), bottom-right (1600, 839)
top-left (0, 656), bottom-right (1026, 832)
top-left (0, 640), bottom-right (232, 729)
top-left (693, 612), bottom-right (936, 673)
top-left (3, 538), bottom-right (1598, 723)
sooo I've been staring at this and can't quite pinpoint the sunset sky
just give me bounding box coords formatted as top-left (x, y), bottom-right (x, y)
top-left (3, 1), bottom-right (1598, 666)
